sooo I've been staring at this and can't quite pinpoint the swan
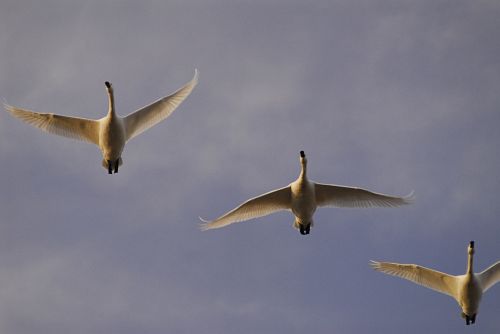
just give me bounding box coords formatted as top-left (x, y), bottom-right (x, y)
top-left (370, 241), bottom-right (500, 325)
top-left (200, 151), bottom-right (413, 234)
top-left (4, 70), bottom-right (198, 174)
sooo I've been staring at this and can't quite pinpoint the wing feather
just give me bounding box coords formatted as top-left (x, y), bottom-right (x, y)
top-left (315, 183), bottom-right (414, 208)
top-left (478, 261), bottom-right (500, 292)
top-left (370, 260), bottom-right (457, 298)
top-left (200, 186), bottom-right (291, 230)
top-left (124, 69), bottom-right (198, 141)
top-left (4, 103), bottom-right (99, 144)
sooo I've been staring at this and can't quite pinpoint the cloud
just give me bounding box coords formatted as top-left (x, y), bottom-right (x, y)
top-left (1, 1), bottom-right (500, 333)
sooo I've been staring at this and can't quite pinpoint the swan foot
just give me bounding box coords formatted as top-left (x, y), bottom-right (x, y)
top-left (462, 313), bottom-right (475, 325)
top-left (107, 160), bottom-right (113, 174)
top-left (114, 159), bottom-right (119, 173)
top-left (299, 225), bottom-right (311, 235)
top-left (462, 313), bottom-right (477, 325)
top-left (462, 312), bottom-right (468, 325)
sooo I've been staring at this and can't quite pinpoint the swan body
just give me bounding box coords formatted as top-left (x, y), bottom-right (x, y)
top-left (4, 70), bottom-right (198, 174)
top-left (371, 241), bottom-right (500, 325)
top-left (200, 151), bottom-right (413, 234)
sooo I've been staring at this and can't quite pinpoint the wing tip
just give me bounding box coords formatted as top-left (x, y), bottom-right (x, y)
top-left (3, 101), bottom-right (14, 113)
top-left (199, 225), bottom-right (210, 231)
top-left (198, 216), bottom-right (212, 231)
top-left (369, 260), bottom-right (382, 270)
top-left (402, 190), bottom-right (416, 204)
top-left (192, 68), bottom-right (199, 85)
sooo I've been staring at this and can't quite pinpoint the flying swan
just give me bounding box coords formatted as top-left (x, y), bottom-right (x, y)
top-left (4, 70), bottom-right (198, 174)
top-left (200, 151), bottom-right (413, 234)
top-left (371, 241), bottom-right (500, 325)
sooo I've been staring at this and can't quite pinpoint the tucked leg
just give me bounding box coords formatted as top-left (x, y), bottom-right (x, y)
top-left (305, 225), bottom-right (310, 234)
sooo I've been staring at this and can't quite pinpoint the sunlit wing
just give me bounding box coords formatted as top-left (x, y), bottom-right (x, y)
top-left (315, 183), bottom-right (414, 208)
top-left (370, 260), bottom-right (457, 298)
top-left (124, 69), bottom-right (198, 141)
top-left (200, 186), bottom-right (292, 230)
top-left (478, 261), bottom-right (500, 292)
top-left (4, 103), bottom-right (99, 145)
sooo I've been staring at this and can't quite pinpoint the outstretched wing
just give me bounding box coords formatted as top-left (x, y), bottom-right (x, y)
top-left (124, 69), bottom-right (198, 141)
top-left (478, 261), bottom-right (500, 292)
top-left (4, 103), bottom-right (99, 145)
top-left (200, 186), bottom-right (292, 230)
top-left (315, 183), bottom-right (414, 208)
top-left (370, 260), bottom-right (458, 298)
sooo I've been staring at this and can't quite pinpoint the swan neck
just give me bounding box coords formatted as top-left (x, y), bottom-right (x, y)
top-left (107, 90), bottom-right (115, 117)
top-left (300, 160), bottom-right (308, 180)
top-left (467, 252), bottom-right (474, 275)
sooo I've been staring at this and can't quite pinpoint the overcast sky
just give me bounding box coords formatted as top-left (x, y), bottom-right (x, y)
top-left (1, 1), bottom-right (499, 333)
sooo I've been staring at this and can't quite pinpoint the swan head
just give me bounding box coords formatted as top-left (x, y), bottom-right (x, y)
top-left (468, 240), bottom-right (475, 255)
top-left (299, 150), bottom-right (307, 165)
top-left (105, 81), bottom-right (113, 94)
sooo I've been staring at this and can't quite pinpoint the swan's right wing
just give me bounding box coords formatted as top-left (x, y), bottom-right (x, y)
top-left (4, 104), bottom-right (100, 145)
top-left (200, 186), bottom-right (291, 230)
top-left (478, 261), bottom-right (500, 292)
top-left (124, 69), bottom-right (198, 141)
top-left (370, 261), bottom-right (457, 298)
top-left (315, 183), bottom-right (414, 208)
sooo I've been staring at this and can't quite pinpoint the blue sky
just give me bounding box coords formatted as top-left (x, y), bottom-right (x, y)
top-left (1, 1), bottom-right (499, 333)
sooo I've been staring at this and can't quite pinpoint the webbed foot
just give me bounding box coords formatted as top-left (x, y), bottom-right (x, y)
top-left (299, 225), bottom-right (310, 235)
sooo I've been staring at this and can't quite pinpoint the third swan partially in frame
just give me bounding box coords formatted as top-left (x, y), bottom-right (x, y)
top-left (371, 241), bottom-right (500, 325)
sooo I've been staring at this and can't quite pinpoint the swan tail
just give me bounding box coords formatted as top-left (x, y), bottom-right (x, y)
top-left (101, 157), bottom-right (123, 169)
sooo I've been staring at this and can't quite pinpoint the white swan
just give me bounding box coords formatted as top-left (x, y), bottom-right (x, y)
top-left (370, 241), bottom-right (500, 325)
top-left (200, 151), bottom-right (413, 234)
top-left (4, 70), bottom-right (198, 174)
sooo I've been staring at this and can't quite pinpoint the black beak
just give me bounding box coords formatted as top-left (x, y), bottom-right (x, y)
top-left (470, 240), bottom-right (475, 248)
top-left (105, 81), bottom-right (111, 88)
top-left (300, 150), bottom-right (305, 158)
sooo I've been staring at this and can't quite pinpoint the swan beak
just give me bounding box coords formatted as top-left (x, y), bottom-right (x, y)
top-left (469, 240), bottom-right (474, 248)
top-left (105, 81), bottom-right (112, 89)
top-left (300, 150), bottom-right (305, 158)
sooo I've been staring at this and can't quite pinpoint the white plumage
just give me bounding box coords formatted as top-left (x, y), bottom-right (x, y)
top-left (200, 151), bottom-right (413, 234)
top-left (4, 70), bottom-right (198, 173)
top-left (371, 241), bottom-right (500, 325)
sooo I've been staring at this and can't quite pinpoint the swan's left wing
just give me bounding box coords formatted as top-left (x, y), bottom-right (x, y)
top-left (4, 104), bottom-right (100, 145)
top-left (124, 69), bottom-right (198, 141)
top-left (478, 261), bottom-right (500, 292)
top-left (370, 261), bottom-right (458, 298)
top-left (315, 183), bottom-right (413, 208)
top-left (200, 186), bottom-right (291, 230)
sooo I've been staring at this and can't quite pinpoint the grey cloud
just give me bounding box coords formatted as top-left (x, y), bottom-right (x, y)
top-left (1, 1), bottom-right (500, 333)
